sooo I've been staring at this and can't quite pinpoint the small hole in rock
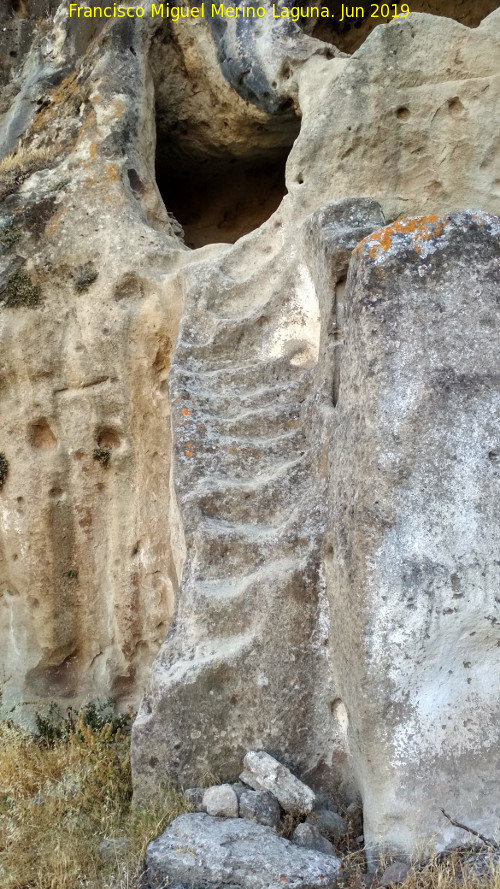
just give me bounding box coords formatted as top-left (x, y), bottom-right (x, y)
top-left (447, 96), bottom-right (465, 117)
top-left (127, 168), bottom-right (144, 196)
top-left (97, 428), bottom-right (121, 449)
top-left (29, 419), bottom-right (57, 450)
top-left (397, 106), bottom-right (411, 120)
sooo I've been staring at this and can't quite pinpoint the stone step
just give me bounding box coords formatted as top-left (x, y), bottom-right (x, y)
top-left (189, 518), bottom-right (309, 581)
top-left (208, 407), bottom-right (302, 439)
top-left (174, 435), bottom-right (308, 482)
top-left (172, 361), bottom-right (309, 395)
top-left (185, 455), bottom-right (310, 500)
top-left (176, 558), bottom-right (306, 640)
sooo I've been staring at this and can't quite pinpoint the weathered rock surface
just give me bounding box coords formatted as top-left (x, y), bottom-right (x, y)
top-left (240, 751), bottom-right (316, 815)
top-left (292, 823), bottom-right (336, 857)
top-left (146, 813), bottom-right (342, 889)
top-left (203, 784), bottom-right (239, 818)
top-left (239, 789), bottom-right (281, 829)
top-left (379, 862), bottom-right (411, 887)
top-left (289, 9), bottom-right (500, 223)
top-left (0, 0), bottom-right (499, 865)
top-left (131, 198), bottom-right (384, 798)
top-left (326, 210), bottom-right (500, 857)
top-left (307, 809), bottom-right (348, 841)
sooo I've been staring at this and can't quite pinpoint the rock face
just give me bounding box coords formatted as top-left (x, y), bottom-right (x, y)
top-left (146, 813), bottom-right (342, 889)
top-left (326, 210), bottom-right (500, 855)
top-left (0, 0), bottom-right (499, 863)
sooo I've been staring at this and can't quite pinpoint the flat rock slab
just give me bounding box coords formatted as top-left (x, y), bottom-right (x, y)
top-left (240, 750), bottom-right (316, 815)
top-left (146, 813), bottom-right (342, 889)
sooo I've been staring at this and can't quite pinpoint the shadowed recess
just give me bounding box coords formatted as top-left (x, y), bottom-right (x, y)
top-left (155, 149), bottom-right (290, 249)
top-left (301, 0), bottom-right (500, 52)
top-left (150, 20), bottom-right (299, 249)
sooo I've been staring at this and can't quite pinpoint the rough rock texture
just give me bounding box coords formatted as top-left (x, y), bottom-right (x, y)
top-left (203, 784), bottom-right (239, 818)
top-left (239, 789), bottom-right (281, 829)
top-left (288, 11), bottom-right (500, 223)
top-left (0, 0), bottom-right (499, 863)
top-left (240, 751), bottom-right (316, 815)
top-left (307, 809), bottom-right (347, 841)
top-left (326, 210), bottom-right (500, 857)
top-left (146, 813), bottom-right (342, 889)
top-left (379, 862), bottom-right (411, 887)
top-left (131, 197), bottom-right (385, 798)
top-left (292, 823), bottom-right (336, 857)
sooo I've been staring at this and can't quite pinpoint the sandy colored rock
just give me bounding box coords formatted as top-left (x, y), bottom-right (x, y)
top-left (0, 0), bottom-right (499, 864)
top-left (288, 10), bottom-right (500, 223)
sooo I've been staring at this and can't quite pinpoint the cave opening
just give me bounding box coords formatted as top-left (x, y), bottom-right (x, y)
top-left (301, 0), bottom-right (500, 53)
top-left (155, 146), bottom-right (292, 250)
top-left (150, 23), bottom-right (299, 250)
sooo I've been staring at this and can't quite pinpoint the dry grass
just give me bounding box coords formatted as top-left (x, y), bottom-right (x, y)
top-left (0, 708), bottom-right (192, 889)
top-left (339, 848), bottom-right (500, 889)
top-left (1, 707), bottom-right (499, 889)
top-left (0, 146), bottom-right (54, 175)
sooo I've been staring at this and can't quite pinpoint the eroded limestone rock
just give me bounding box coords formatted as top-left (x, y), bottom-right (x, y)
top-left (326, 210), bottom-right (500, 857)
top-left (146, 813), bottom-right (342, 889)
top-left (203, 784), bottom-right (239, 818)
top-left (239, 789), bottom-right (281, 829)
top-left (0, 0), bottom-right (499, 864)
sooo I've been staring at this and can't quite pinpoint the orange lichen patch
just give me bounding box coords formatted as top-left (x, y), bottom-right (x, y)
top-left (185, 450), bottom-right (194, 457)
top-left (181, 408), bottom-right (192, 417)
top-left (81, 162), bottom-right (125, 206)
top-left (357, 215), bottom-right (452, 261)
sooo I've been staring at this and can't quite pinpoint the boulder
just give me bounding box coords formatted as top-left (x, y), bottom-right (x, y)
top-left (240, 751), bottom-right (316, 815)
top-left (307, 809), bottom-right (347, 840)
top-left (379, 862), bottom-right (411, 887)
top-left (292, 823), bottom-right (336, 857)
top-left (239, 789), bottom-right (281, 829)
top-left (327, 210), bottom-right (500, 859)
top-left (146, 813), bottom-right (342, 889)
top-left (203, 784), bottom-right (239, 818)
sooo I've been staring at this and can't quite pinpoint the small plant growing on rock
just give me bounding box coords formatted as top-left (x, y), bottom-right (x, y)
top-left (0, 453), bottom-right (8, 489)
top-left (0, 218), bottom-right (21, 247)
top-left (52, 177), bottom-right (71, 193)
top-left (2, 269), bottom-right (41, 307)
top-left (74, 263), bottom-right (98, 292)
top-left (93, 446), bottom-right (111, 467)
